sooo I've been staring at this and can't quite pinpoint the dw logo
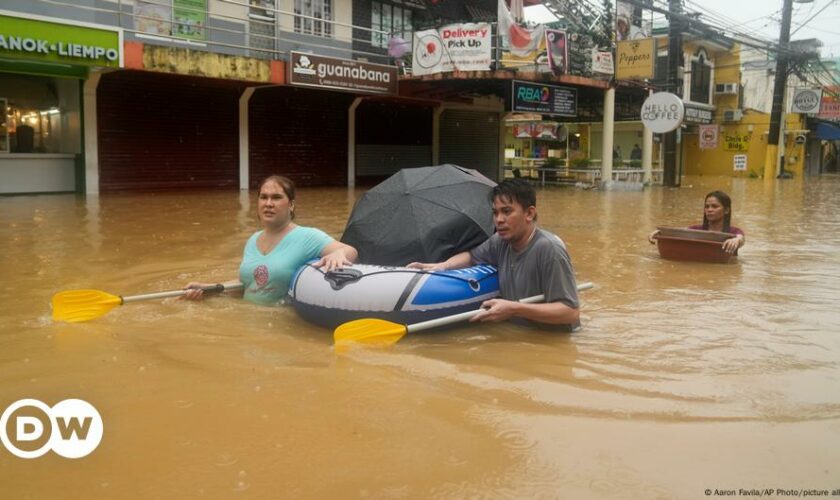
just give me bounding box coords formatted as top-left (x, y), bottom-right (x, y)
top-left (1, 399), bottom-right (103, 459)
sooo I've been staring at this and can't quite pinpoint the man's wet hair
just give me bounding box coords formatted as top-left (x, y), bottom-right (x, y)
top-left (491, 179), bottom-right (537, 216)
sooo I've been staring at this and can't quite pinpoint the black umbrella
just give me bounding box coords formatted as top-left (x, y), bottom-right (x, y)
top-left (341, 164), bottom-right (497, 266)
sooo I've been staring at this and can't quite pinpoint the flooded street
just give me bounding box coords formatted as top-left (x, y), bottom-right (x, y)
top-left (1, 176), bottom-right (839, 498)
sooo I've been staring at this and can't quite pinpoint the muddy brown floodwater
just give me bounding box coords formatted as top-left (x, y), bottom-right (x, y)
top-left (1, 175), bottom-right (838, 498)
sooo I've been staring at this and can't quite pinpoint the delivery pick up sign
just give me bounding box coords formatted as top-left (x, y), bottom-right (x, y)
top-left (641, 92), bottom-right (684, 133)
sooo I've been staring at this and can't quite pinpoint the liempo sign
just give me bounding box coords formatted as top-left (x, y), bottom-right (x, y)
top-left (0, 11), bottom-right (123, 68)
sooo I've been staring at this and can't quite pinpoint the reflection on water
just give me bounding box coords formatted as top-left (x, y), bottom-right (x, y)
top-left (1, 176), bottom-right (839, 497)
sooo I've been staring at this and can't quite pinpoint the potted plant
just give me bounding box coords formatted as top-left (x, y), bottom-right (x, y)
top-left (570, 157), bottom-right (591, 169)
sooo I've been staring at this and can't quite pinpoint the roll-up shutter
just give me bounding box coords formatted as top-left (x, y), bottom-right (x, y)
top-left (356, 145), bottom-right (432, 177)
top-left (249, 86), bottom-right (356, 187)
top-left (355, 100), bottom-right (433, 179)
top-left (97, 71), bottom-right (244, 191)
top-left (439, 110), bottom-right (500, 181)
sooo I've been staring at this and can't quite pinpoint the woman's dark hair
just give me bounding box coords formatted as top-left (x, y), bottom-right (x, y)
top-left (259, 175), bottom-right (296, 219)
top-left (491, 179), bottom-right (538, 221)
top-left (702, 190), bottom-right (731, 232)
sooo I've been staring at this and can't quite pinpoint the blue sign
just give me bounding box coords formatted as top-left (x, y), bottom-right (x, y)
top-left (510, 80), bottom-right (577, 117)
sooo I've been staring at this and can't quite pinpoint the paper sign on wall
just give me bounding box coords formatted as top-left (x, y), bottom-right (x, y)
top-left (699, 124), bottom-right (718, 150)
top-left (733, 154), bottom-right (747, 171)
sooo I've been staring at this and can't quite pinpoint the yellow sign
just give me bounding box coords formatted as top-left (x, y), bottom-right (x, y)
top-left (616, 38), bottom-right (655, 80)
top-left (143, 45), bottom-right (273, 82)
top-left (723, 131), bottom-right (752, 152)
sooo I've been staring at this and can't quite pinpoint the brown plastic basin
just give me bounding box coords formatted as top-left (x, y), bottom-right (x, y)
top-left (655, 227), bottom-right (735, 264)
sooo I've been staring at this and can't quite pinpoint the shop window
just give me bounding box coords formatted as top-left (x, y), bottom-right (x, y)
top-left (688, 48), bottom-right (713, 105)
top-left (134, 0), bottom-right (207, 40)
top-left (371, 2), bottom-right (413, 49)
top-left (249, 0), bottom-right (277, 56)
top-left (0, 75), bottom-right (81, 154)
top-left (294, 0), bottom-right (333, 37)
top-left (1, 98), bottom-right (8, 153)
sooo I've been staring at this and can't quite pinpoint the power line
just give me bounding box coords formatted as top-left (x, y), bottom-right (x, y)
top-left (791, 0), bottom-right (840, 36)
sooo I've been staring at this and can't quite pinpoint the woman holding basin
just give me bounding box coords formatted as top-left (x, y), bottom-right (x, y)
top-left (648, 190), bottom-right (745, 255)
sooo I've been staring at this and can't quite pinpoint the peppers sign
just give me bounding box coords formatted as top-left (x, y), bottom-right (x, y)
top-left (641, 92), bottom-right (684, 133)
top-left (0, 12), bottom-right (123, 68)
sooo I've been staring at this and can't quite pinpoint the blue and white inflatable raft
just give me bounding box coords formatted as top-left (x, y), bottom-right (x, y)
top-left (289, 263), bottom-right (499, 328)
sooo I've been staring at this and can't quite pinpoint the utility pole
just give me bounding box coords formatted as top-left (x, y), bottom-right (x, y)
top-left (764, 0), bottom-right (794, 180)
top-left (663, 0), bottom-right (683, 187)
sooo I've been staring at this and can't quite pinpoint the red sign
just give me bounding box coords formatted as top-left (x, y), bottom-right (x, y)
top-left (819, 86), bottom-right (840, 120)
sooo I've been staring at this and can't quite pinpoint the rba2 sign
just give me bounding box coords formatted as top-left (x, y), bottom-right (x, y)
top-left (1, 399), bottom-right (103, 459)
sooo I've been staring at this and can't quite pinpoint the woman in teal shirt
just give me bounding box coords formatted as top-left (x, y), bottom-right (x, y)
top-left (184, 175), bottom-right (357, 305)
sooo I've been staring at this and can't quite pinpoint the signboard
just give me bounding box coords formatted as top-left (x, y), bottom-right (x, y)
top-left (616, 38), bottom-right (654, 80)
top-left (699, 124), bottom-right (718, 150)
top-left (616, 0), bottom-right (650, 42)
top-left (684, 104), bottom-right (713, 124)
top-left (0, 12), bottom-right (122, 68)
top-left (545, 29), bottom-right (567, 75)
top-left (641, 92), bottom-right (684, 133)
top-left (818, 86), bottom-right (840, 120)
top-left (733, 154), bottom-right (747, 172)
top-left (591, 49), bottom-right (614, 75)
top-left (289, 52), bottom-right (398, 95)
top-left (510, 80), bottom-right (577, 117)
top-left (497, 0), bottom-right (545, 70)
top-left (723, 131), bottom-right (752, 152)
top-left (135, 0), bottom-right (172, 35)
top-left (791, 88), bottom-right (822, 114)
top-left (411, 23), bottom-right (491, 76)
top-left (173, 0), bottom-right (207, 40)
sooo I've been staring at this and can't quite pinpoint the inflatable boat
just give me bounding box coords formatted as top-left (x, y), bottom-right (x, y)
top-left (289, 262), bottom-right (499, 328)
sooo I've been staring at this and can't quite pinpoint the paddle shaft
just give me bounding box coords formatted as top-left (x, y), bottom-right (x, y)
top-left (121, 282), bottom-right (244, 303)
top-left (405, 281), bottom-right (593, 334)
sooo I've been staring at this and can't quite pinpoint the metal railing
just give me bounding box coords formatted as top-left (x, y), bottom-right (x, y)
top-left (20, 0), bottom-right (608, 79)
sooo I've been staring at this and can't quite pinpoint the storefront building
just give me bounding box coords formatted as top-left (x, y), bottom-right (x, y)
top-left (0, 10), bottom-right (122, 194)
top-left (680, 40), bottom-right (808, 178)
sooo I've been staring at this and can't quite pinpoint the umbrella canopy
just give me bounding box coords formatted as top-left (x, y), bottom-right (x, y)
top-left (341, 164), bottom-right (497, 266)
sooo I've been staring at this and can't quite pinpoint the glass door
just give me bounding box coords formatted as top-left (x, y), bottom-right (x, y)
top-left (0, 98), bottom-right (8, 153)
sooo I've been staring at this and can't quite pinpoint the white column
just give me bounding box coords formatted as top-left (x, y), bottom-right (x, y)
top-left (239, 87), bottom-right (256, 190)
top-left (83, 72), bottom-right (102, 195)
top-left (642, 125), bottom-right (654, 184)
top-left (497, 111), bottom-right (505, 180)
top-left (601, 87), bottom-right (615, 184)
top-left (348, 97), bottom-right (363, 187)
top-left (432, 106), bottom-right (444, 165)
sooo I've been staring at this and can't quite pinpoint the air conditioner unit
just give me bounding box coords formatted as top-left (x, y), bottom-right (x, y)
top-left (715, 83), bottom-right (738, 95)
top-left (722, 109), bottom-right (743, 122)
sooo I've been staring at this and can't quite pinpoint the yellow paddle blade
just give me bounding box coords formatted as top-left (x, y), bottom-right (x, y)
top-left (51, 289), bottom-right (123, 323)
top-left (333, 318), bottom-right (408, 347)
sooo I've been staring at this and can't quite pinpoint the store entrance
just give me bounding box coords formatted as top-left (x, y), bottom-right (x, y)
top-left (503, 113), bottom-right (583, 184)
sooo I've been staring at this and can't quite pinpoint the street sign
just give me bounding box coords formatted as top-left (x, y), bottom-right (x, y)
top-left (641, 92), bottom-right (684, 133)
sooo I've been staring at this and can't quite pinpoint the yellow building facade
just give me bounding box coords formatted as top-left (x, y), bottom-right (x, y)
top-left (681, 41), bottom-right (807, 178)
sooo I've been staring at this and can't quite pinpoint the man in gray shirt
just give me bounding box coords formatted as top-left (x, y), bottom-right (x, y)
top-left (408, 179), bottom-right (580, 330)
